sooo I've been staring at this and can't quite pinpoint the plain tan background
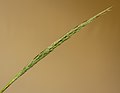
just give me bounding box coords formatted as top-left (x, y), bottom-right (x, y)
top-left (0, 0), bottom-right (120, 93)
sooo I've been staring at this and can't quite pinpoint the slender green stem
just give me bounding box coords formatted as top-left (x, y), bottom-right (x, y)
top-left (0, 6), bottom-right (112, 93)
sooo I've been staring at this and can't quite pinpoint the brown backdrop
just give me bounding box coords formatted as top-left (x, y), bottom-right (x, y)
top-left (0, 0), bottom-right (120, 93)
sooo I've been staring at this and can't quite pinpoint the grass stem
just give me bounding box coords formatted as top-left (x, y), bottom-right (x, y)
top-left (0, 6), bottom-right (112, 93)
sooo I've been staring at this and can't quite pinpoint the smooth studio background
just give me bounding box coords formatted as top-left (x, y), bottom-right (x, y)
top-left (0, 0), bottom-right (120, 93)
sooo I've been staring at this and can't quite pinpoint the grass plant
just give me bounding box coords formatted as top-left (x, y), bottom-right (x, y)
top-left (0, 6), bottom-right (112, 93)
